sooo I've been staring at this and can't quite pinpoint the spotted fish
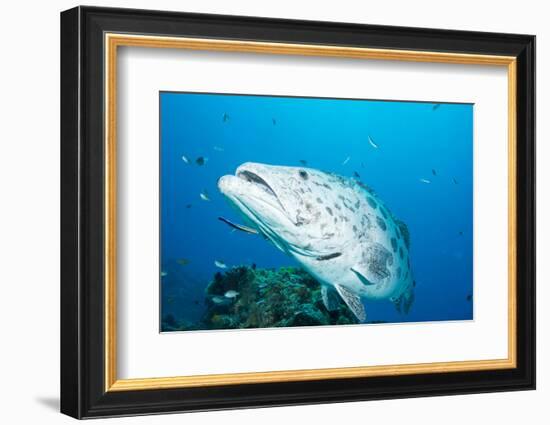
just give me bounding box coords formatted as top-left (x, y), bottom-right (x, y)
top-left (218, 162), bottom-right (415, 322)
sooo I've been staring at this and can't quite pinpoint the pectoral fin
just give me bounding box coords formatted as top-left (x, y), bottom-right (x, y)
top-left (321, 286), bottom-right (340, 311)
top-left (334, 284), bottom-right (366, 322)
top-left (350, 266), bottom-right (376, 286)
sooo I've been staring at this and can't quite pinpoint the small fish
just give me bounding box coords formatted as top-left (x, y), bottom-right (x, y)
top-left (185, 204), bottom-right (192, 209)
top-left (466, 294), bottom-right (473, 302)
top-left (299, 159), bottom-right (308, 166)
top-left (211, 296), bottom-right (228, 304)
top-left (218, 216), bottom-right (258, 234)
top-left (196, 156), bottom-right (207, 166)
top-left (160, 271), bottom-right (168, 277)
top-left (251, 263), bottom-right (257, 270)
top-left (368, 135), bottom-right (378, 149)
top-left (419, 178), bottom-right (431, 184)
top-left (433, 103), bottom-right (441, 110)
top-left (458, 231), bottom-right (464, 236)
top-left (176, 258), bottom-right (190, 266)
top-left (342, 156), bottom-right (351, 165)
top-left (452, 178), bottom-right (459, 185)
top-left (200, 191), bottom-right (210, 201)
top-left (353, 171), bottom-right (361, 179)
top-left (432, 169), bottom-right (437, 176)
top-left (222, 112), bottom-right (230, 122)
top-left (224, 290), bottom-right (239, 299)
top-left (181, 155), bottom-right (190, 164)
top-left (272, 118), bottom-right (277, 125)
top-left (213, 146), bottom-right (224, 152)
top-left (214, 260), bottom-right (227, 269)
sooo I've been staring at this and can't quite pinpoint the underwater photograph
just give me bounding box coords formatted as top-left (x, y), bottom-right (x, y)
top-left (160, 92), bottom-right (473, 332)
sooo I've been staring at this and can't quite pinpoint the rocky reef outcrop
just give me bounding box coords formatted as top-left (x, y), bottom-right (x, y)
top-left (163, 266), bottom-right (359, 331)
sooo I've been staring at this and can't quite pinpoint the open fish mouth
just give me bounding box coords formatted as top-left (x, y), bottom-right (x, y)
top-left (231, 165), bottom-right (291, 223)
top-left (237, 170), bottom-right (279, 200)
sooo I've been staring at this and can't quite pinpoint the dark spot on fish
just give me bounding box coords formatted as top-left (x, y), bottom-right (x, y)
top-left (299, 170), bottom-right (308, 180)
top-left (391, 237), bottom-right (397, 252)
top-left (396, 267), bottom-right (401, 279)
top-left (376, 216), bottom-right (387, 231)
top-left (352, 225), bottom-right (358, 233)
top-left (299, 188), bottom-right (305, 194)
top-left (466, 294), bottom-right (472, 301)
top-left (316, 197), bottom-right (323, 204)
top-left (344, 203), bottom-right (355, 212)
top-left (367, 197), bottom-right (377, 209)
top-left (353, 171), bottom-right (361, 179)
top-left (395, 227), bottom-right (401, 240)
top-left (387, 253), bottom-right (394, 266)
top-left (361, 214), bottom-right (371, 228)
top-left (399, 246), bottom-right (404, 260)
top-left (323, 183), bottom-right (332, 190)
top-left (354, 200), bottom-right (360, 209)
top-left (396, 219), bottom-right (411, 249)
top-left (334, 203), bottom-right (341, 210)
top-left (325, 206), bottom-right (333, 216)
top-left (316, 252), bottom-right (341, 261)
top-left (334, 217), bottom-right (338, 223)
top-left (380, 207), bottom-right (388, 219)
top-left (320, 223), bottom-right (327, 229)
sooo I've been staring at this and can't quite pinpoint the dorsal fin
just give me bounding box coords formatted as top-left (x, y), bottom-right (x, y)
top-left (334, 284), bottom-right (366, 322)
top-left (395, 219), bottom-right (410, 249)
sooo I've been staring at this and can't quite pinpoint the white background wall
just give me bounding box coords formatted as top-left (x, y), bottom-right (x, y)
top-left (0, 0), bottom-right (545, 423)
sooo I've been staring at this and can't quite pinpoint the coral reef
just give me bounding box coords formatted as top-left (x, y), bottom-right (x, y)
top-left (164, 265), bottom-right (360, 331)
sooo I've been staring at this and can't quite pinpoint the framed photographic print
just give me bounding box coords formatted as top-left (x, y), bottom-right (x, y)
top-left (60, 6), bottom-right (535, 419)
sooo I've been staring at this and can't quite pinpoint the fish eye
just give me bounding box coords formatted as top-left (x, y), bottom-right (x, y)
top-left (299, 170), bottom-right (308, 179)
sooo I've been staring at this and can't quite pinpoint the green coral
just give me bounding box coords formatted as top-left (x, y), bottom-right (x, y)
top-left (197, 266), bottom-right (359, 330)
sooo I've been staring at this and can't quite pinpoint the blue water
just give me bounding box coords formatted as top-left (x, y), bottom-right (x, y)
top-left (160, 92), bottom-right (473, 328)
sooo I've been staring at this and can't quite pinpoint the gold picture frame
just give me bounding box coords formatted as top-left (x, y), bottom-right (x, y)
top-left (61, 6), bottom-right (535, 419)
